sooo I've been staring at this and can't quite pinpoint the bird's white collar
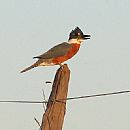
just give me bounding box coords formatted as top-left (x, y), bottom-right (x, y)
top-left (68, 39), bottom-right (83, 44)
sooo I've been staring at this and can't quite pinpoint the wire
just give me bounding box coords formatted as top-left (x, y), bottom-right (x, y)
top-left (0, 100), bottom-right (47, 104)
top-left (62, 90), bottom-right (130, 101)
top-left (0, 90), bottom-right (129, 104)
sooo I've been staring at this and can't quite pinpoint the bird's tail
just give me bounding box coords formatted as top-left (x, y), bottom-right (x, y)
top-left (20, 63), bottom-right (38, 73)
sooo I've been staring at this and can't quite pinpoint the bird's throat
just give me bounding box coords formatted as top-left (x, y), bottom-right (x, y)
top-left (68, 39), bottom-right (82, 44)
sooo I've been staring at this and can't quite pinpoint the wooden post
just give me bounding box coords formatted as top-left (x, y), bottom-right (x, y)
top-left (41, 64), bottom-right (70, 130)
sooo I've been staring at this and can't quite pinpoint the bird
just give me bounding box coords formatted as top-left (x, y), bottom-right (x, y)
top-left (20, 27), bottom-right (90, 73)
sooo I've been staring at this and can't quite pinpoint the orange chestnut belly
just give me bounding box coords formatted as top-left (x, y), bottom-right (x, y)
top-left (52, 44), bottom-right (80, 64)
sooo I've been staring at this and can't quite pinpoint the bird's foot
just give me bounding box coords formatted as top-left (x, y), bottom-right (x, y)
top-left (58, 63), bottom-right (64, 69)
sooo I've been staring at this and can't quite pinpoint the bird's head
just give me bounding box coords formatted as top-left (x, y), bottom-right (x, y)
top-left (68, 27), bottom-right (91, 44)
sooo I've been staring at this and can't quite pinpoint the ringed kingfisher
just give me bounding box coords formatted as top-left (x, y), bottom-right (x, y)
top-left (20, 27), bottom-right (90, 73)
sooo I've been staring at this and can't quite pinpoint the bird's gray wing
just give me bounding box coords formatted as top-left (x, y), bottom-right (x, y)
top-left (33, 42), bottom-right (72, 59)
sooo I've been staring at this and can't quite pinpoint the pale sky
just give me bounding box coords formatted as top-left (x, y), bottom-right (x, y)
top-left (0, 0), bottom-right (130, 130)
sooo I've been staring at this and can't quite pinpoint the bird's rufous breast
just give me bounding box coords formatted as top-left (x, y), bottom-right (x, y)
top-left (52, 43), bottom-right (80, 64)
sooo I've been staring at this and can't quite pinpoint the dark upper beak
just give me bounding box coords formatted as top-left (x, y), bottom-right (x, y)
top-left (83, 34), bottom-right (91, 40)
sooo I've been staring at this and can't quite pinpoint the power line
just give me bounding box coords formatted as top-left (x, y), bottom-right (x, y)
top-left (62, 90), bottom-right (130, 101)
top-left (0, 90), bottom-right (129, 104)
top-left (0, 100), bottom-right (47, 104)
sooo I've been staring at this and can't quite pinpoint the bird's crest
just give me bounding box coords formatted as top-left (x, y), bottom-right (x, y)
top-left (68, 27), bottom-right (90, 40)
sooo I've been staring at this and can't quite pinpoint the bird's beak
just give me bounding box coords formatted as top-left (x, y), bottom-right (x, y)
top-left (83, 34), bottom-right (91, 40)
